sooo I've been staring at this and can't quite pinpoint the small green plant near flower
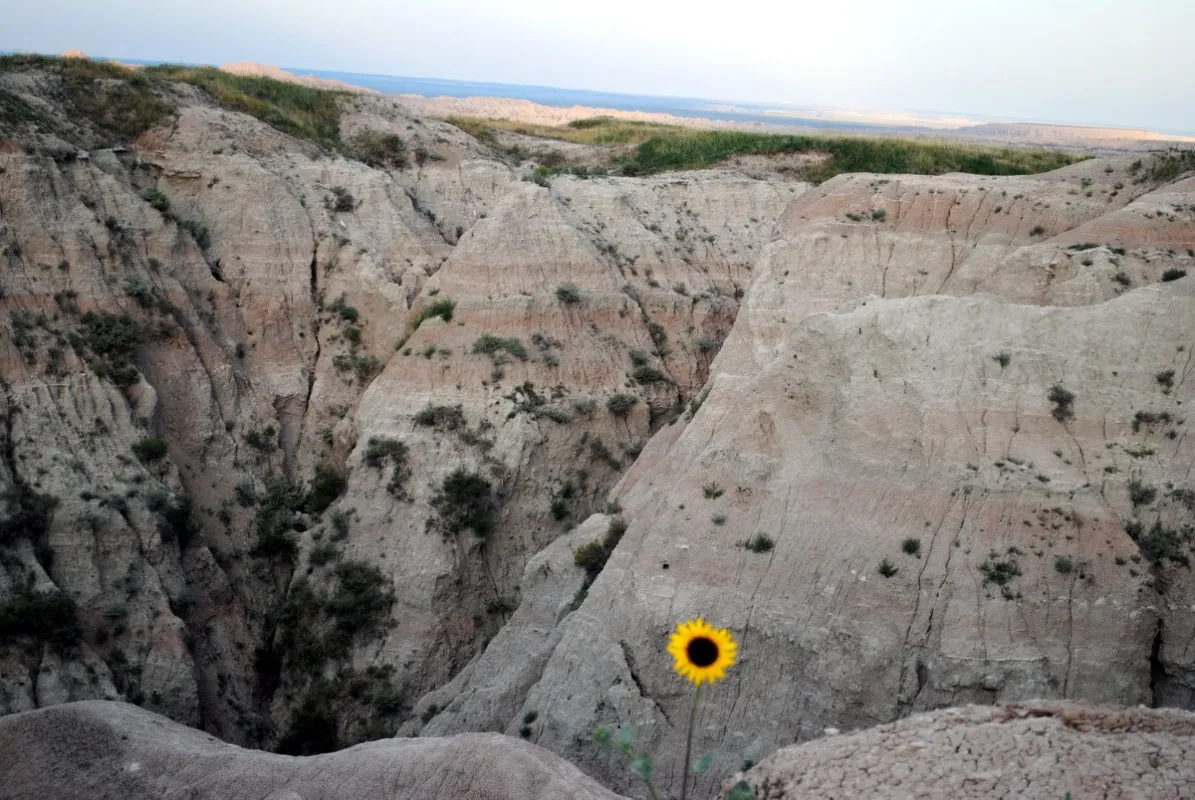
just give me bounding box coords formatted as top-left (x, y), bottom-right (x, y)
top-left (594, 618), bottom-right (753, 799)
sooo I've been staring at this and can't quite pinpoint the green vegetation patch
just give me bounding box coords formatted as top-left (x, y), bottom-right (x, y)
top-left (432, 467), bottom-right (497, 536)
top-left (144, 65), bottom-right (341, 148)
top-left (447, 114), bottom-right (1086, 182)
top-left (0, 485), bottom-right (61, 545)
top-left (623, 130), bottom-right (1083, 179)
top-left (0, 586), bottom-right (81, 651)
top-left (70, 311), bottom-right (141, 388)
top-left (472, 334), bottom-right (528, 361)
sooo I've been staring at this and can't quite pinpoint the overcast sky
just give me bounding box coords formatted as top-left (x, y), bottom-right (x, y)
top-left (7, 0), bottom-right (1193, 133)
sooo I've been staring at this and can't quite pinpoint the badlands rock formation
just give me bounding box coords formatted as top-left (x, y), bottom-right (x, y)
top-left (423, 160), bottom-right (1195, 797)
top-left (2, 56), bottom-right (1194, 799)
top-left (0, 57), bottom-right (795, 754)
top-left (0, 700), bottom-right (626, 800)
top-left (731, 701), bottom-right (1195, 798)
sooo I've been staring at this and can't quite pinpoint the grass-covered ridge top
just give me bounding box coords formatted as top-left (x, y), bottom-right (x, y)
top-left (446, 115), bottom-right (1088, 180)
top-left (0, 54), bottom-right (343, 149)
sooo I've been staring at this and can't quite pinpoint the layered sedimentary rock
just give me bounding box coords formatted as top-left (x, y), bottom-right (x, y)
top-left (426, 157), bottom-right (1195, 797)
top-left (0, 60), bottom-right (793, 751)
top-left (3, 58), bottom-right (1195, 800)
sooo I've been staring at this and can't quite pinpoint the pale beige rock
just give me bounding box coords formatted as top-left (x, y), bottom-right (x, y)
top-left (0, 700), bottom-right (627, 800)
top-left (0, 63), bottom-right (793, 748)
top-left (730, 701), bottom-right (1195, 799)
top-left (427, 156), bottom-right (1195, 798)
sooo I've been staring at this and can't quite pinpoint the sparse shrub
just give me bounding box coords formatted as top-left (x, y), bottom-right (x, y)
top-left (1156, 369), bottom-right (1175, 389)
top-left (176, 217), bottom-right (210, 249)
top-left (325, 560), bottom-right (394, 643)
top-left (413, 404), bottom-right (465, 430)
top-left (647, 322), bottom-right (667, 349)
top-left (589, 438), bottom-right (621, 470)
top-left (432, 468), bottom-right (496, 536)
top-left (252, 480), bottom-right (306, 558)
top-left (244, 426), bottom-right (277, 452)
top-left (901, 537), bottom-right (922, 557)
top-left (328, 294), bottom-right (359, 323)
top-left (1113, 272), bottom-right (1132, 287)
top-left (606, 393), bottom-right (638, 417)
top-left (1047, 384), bottom-right (1075, 422)
top-left (711, 514), bottom-right (727, 526)
top-left (629, 349), bottom-right (650, 367)
top-left (539, 407), bottom-right (572, 424)
top-left (473, 334), bottom-right (528, 361)
top-left (573, 516), bottom-right (629, 575)
top-left (146, 491), bottom-right (193, 546)
top-left (878, 558), bottom-right (898, 578)
top-left (556, 283), bottom-right (582, 304)
top-left (131, 437), bottom-right (168, 463)
top-left (124, 278), bottom-right (152, 305)
top-left (1133, 410), bottom-right (1172, 433)
top-left (309, 541), bottom-right (338, 566)
top-left (332, 351), bottom-right (382, 382)
top-left (486, 596), bottom-right (516, 615)
top-left (702, 482), bottom-right (724, 499)
top-left (1161, 268), bottom-right (1187, 282)
top-left (743, 534), bottom-right (775, 554)
top-left (993, 351), bottom-right (1011, 368)
top-left (1137, 521), bottom-right (1188, 565)
top-left (1030, 225), bottom-right (1045, 236)
top-left (0, 485), bottom-right (60, 545)
top-left (142, 188), bottom-right (169, 212)
top-left (1054, 555), bottom-right (1074, 574)
top-left (1128, 479), bottom-right (1156, 507)
top-left (632, 366), bottom-right (669, 384)
top-left (330, 510), bottom-right (351, 540)
top-left (412, 299), bottom-right (455, 328)
top-left (573, 540), bottom-right (610, 571)
top-left (0, 586), bottom-right (82, 651)
top-left (346, 130), bottom-right (407, 169)
top-left (74, 311), bottom-right (141, 387)
top-left (330, 186), bottom-right (355, 213)
top-left (871, 208), bottom-right (887, 221)
top-left (234, 479), bottom-right (257, 507)
top-left (306, 464), bottom-right (346, 514)
top-left (550, 481), bottom-right (576, 521)
top-left (978, 553), bottom-right (1022, 593)
top-left (364, 437), bottom-right (408, 468)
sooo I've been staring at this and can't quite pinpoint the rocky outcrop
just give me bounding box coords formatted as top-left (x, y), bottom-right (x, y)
top-left (730, 701), bottom-right (1195, 798)
top-left (3, 57), bottom-right (1195, 800)
top-left (0, 59), bottom-right (793, 751)
top-left (425, 156), bottom-right (1195, 797)
top-left (0, 700), bottom-right (627, 800)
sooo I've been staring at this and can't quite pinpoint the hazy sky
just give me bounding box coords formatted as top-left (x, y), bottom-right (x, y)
top-left (7, 0), bottom-right (1193, 133)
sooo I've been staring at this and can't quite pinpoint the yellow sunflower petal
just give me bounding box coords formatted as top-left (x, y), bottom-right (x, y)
top-left (666, 618), bottom-right (738, 686)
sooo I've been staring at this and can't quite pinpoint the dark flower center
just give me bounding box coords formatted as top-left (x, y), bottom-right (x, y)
top-left (686, 636), bottom-right (719, 668)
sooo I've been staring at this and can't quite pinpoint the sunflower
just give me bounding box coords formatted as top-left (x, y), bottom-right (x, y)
top-left (667, 618), bottom-right (737, 686)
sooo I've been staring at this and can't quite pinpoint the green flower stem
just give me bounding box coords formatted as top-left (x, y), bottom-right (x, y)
top-left (680, 684), bottom-right (703, 800)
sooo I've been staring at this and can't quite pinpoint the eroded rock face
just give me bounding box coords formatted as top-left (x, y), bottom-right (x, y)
top-left (0, 62), bottom-right (794, 750)
top-left (729, 701), bottom-right (1195, 799)
top-left (426, 156), bottom-right (1195, 797)
top-left (0, 700), bottom-right (627, 800)
top-left (3, 59), bottom-right (1195, 800)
